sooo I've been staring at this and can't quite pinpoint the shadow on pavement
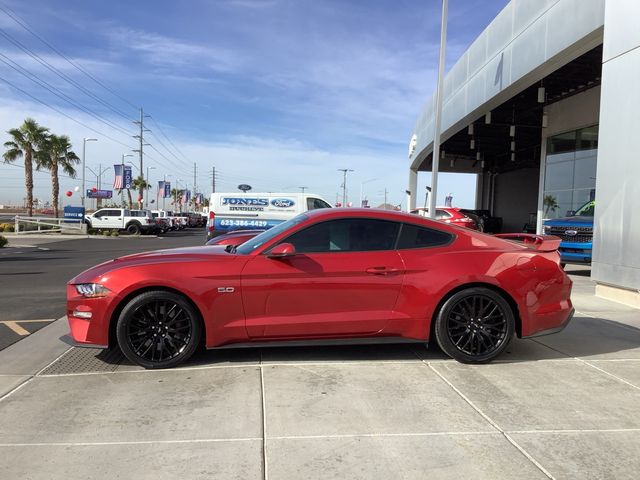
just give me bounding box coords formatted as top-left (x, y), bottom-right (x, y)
top-left (49, 315), bottom-right (640, 374)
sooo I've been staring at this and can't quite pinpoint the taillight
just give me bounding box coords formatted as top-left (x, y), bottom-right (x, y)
top-left (208, 211), bottom-right (215, 232)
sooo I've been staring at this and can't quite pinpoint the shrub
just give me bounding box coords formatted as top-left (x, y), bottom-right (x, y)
top-left (110, 230), bottom-right (119, 237)
top-left (102, 230), bottom-right (110, 236)
top-left (87, 228), bottom-right (98, 235)
top-left (0, 235), bottom-right (7, 248)
top-left (2, 224), bottom-right (14, 232)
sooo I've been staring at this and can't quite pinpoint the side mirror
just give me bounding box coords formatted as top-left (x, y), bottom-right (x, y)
top-left (268, 242), bottom-right (296, 258)
top-left (566, 210), bottom-right (576, 217)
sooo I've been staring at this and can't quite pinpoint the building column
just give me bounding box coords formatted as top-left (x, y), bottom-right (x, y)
top-left (535, 134), bottom-right (548, 235)
top-left (407, 168), bottom-right (418, 212)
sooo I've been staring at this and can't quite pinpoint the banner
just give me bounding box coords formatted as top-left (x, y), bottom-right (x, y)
top-left (123, 166), bottom-right (133, 189)
top-left (86, 189), bottom-right (113, 199)
top-left (164, 182), bottom-right (171, 198)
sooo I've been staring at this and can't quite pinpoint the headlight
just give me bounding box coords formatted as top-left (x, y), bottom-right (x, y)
top-left (75, 283), bottom-right (111, 298)
top-left (543, 225), bottom-right (551, 231)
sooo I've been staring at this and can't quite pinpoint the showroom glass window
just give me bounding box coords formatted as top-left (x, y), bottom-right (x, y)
top-left (544, 125), bottom-right (598, 219)
top-left (283, 219), bottom-right (400, 253)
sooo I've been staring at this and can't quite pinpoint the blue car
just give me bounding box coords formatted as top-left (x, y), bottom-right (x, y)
top-left (543, 200), bottom-right (595, 266)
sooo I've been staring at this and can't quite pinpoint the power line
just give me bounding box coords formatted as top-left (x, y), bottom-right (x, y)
top-left (0, 73), bottom-right (136, 149)
top-left (0, 26), bottom-right (133, 122)
top-left (0, 1), bottom-right (139, 113)
top-left (147, 115), bottom-right (191, 165)
top-left (0, 52), bottom-right (133, 138)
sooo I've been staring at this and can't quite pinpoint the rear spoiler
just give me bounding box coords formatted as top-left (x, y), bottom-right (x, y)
top-left (494, 233), bottom-right (562, 252)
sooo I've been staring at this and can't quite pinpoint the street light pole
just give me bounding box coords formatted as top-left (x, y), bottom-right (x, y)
top-left (429, 0), bottom-right (448, 219)
top-left (146, 166), bottom-right (156, 208)
top-left (338, 169), bottom-right (354, 207)
top-left (360, 178), bottom-right (377, 207)
top-left (81, 138), bottom-right (97, 213)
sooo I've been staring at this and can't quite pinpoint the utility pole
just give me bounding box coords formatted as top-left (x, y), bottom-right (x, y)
top-left (338, 168), bottom-right (354, 207)
top-left (384, 188), bottom-right (388, 209)
top-left (193, 163), bottom-right (197, 212)
top-left (299, 186), bottom-right (307, 193)
top-left (212, 166), bottom-right (216, 193)
top-left (133, 108), bottom-right (150, 208)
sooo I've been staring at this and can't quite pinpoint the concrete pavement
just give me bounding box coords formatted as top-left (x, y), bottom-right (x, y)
top-left (0, 266), bottom-right (639, 479)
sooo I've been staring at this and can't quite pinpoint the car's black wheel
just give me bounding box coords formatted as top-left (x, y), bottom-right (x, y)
top-left (434, 287), bottom-right (515, 363)
top-left (116, 291), bottom-right (202, 369)
top-left (126, 222), bottom-right (141, 235)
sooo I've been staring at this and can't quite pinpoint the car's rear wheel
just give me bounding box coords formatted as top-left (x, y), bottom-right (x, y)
top-left (116, 291), bottom-right (202, 369)
top-left (434, 287), bottom-right (514, 363)
top-left (126, 222), bottom-right (141, 235)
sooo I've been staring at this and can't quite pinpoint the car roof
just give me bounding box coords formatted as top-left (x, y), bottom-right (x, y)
top-left (304, 207), bottom-right (454, 227)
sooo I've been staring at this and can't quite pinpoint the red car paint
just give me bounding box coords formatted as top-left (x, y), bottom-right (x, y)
top-left (67, 208), bottom-right (572, 352)
top-left (410, 207), bottom-right (480, 230)
top-left (205, 230), bottom-right (262, 246)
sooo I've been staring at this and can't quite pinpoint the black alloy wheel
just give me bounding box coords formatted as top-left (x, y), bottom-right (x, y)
top-left (434, 287), bottom-right (515, 363)
top-left (116, 291), bottom-right (202, 369)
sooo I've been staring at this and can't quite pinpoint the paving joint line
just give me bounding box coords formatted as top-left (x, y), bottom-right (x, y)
top-left (425, 361), bottom-right (556, 480)
top-left (0, 438), bottom-right (262, 447)
top-left (259, 350), bottom-right (268, 480)
top-left (0, 346), bottom-right (73, 403)
top-left (531, 339), bottom-right (640, 390)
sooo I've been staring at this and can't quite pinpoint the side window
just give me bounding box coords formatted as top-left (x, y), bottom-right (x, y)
top-left (94, 210), bottom-right (105, 217)
top-left (306, 198), bottom-right (332, 210)
top-left (106, 210), bottom-right (121, 217)
top-left (435, 209), bottom-right (452, 219)
top-left (284, 219), bottom-right (400, 253)
top-left (397, 224), bottom-right (453, 250)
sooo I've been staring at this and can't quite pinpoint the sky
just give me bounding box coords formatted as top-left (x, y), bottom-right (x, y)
top-left (0, 0), bottom-right (508, 209)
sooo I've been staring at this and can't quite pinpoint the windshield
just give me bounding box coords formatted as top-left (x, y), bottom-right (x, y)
top-left (235, 214), bottom-right (309, 255)
top-left (575, 200), bottom-right (595, 216)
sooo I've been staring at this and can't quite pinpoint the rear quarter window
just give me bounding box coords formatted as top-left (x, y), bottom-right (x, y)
top-left (397, 223), bottom-right (453, 249)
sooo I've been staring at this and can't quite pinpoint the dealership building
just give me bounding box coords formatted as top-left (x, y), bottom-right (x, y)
top-left (407, 0), bottom-right (640, 306)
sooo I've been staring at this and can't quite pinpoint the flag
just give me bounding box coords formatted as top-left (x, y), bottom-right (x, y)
top-left (181, 189), bottom-right (191, 204)
top-left (157, 181), bottom-right (165, 201)
top-left (113, 164), bottom-right (124, 189)
top-left (195, 193), bottom-right (203, 205)
top-left (164, 182), bottom-right (171, 198)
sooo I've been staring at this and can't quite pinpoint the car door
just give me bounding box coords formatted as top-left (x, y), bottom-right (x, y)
top-left (241, 218), bottom-right (405, 339)
top-left (91, 209), bottom-right (110, 229)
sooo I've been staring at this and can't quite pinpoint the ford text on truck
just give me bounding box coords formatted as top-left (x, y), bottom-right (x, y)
top-left (206, 192), bottom-right (331, 241)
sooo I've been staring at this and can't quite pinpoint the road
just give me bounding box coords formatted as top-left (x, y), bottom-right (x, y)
top-left (0, 229), bottom-right (204, 350)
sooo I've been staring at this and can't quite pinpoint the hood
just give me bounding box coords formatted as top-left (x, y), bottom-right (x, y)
top-left (69, 245), bottom-right (232, 284)
top-left (544, 215), bottom-right (593, 226)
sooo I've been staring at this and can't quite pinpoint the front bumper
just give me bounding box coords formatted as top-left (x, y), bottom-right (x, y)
top-left (66, 284), bottom-right (117, 348)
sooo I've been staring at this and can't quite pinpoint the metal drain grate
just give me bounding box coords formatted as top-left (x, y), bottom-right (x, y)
top-left (40, 347), bottom-right (125, 375)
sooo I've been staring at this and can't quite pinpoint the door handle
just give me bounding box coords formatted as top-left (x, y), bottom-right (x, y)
top-left (365, 267), bottom-right (401, 275)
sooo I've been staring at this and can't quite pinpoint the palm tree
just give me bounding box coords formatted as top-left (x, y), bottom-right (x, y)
top-left (132, 176), bottom-right (149, 209)
top-left (543, 195), bottom-right (559, 217)
top-left (171, 187), bottom-right (180, 207)
top-left (36, 134), bottom-right (79, 218)
top-left (3, 118), bottom-right (49, 216)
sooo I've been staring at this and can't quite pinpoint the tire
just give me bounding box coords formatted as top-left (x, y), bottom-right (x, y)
top-left (116, 290), bottom-right (203, 369)
top-left (126, 222), bottom-right (141, 235)
top-left (434, 287), bottom-right (515, 364)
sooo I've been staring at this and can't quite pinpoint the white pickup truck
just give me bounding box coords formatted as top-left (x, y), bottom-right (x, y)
top-left (85, 208), bottom-right (156, 235)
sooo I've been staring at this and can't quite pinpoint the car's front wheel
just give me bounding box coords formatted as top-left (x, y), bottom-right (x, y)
top-left (434, 287), bottom-right (514, 363)
top-left (116, 291), bottom-right (202, 369)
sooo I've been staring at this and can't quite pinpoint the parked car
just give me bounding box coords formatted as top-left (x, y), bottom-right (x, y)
top-left (130, 210), bottom-right (160, 234)
top-left (207, 192), bottom-right (331, 241)
top-left (206, 229), bottom-right (263, 246)
top-left (150, 210), bottom-right (172, 233)
top-left (543, 200), bottom-right (595, 266)
top-left (459, 209), bottom-right (503, 233)
top-left (67, 208), bottom-right (573, 369)
top-left (84, 208), bottom-right (155, 235)
top-left (410, 207), bottom-right (480, 230)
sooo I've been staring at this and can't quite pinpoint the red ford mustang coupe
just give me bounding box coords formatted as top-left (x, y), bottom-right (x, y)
top-left (67, 208), bottom-right (573, 369)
